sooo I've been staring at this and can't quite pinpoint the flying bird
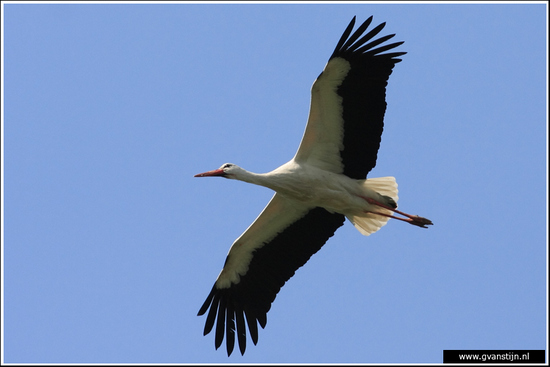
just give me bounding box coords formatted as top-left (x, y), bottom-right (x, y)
top-left (195, 16), bottom-right (432, 356)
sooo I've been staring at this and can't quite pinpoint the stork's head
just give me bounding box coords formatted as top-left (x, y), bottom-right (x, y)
top-left (194, 163), bottom-right (240, 179)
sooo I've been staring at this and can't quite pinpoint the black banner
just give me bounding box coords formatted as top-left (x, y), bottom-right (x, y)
top-left (443, 350), bottom-right (545, 363)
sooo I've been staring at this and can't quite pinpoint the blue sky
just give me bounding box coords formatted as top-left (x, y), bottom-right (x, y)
top-left (2, 2), bottom-right (547, 364)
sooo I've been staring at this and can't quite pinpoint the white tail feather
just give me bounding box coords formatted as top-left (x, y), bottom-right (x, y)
top-left (347, 176), bottom-right (399, 236)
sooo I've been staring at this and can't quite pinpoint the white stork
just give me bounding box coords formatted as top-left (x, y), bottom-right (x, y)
top-left (195, 16), bottom-right (432, 356)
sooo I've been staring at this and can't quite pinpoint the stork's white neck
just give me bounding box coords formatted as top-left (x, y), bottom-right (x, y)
top-left (229, 161), bottom-right (309, 201)
top-left (230, 166), bottom-right (279, 190)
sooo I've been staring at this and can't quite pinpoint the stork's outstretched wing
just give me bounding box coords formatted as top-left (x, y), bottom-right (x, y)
top-left (198, 194), bottom-right (345, 356)
top-left (294, 16), bottom-right (406, 179)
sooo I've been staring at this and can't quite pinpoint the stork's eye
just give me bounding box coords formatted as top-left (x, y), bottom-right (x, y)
top-left (223, 163), bottom-right (233, 169)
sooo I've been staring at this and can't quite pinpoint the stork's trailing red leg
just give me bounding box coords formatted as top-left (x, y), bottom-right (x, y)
top-left (361, 196), bottom-right (433, 228)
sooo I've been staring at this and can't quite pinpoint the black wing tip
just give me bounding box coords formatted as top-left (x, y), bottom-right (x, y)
top-left (199, 285), bottom-right (265, 356)
top-left (330, 15), bottom-right (405, 61)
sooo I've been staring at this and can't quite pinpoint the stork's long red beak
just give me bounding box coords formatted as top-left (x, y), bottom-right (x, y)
top-left (194, 169), bottom-right (225, 177)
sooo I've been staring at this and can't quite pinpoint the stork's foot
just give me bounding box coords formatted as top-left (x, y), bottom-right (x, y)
top-left (407, 215), bottom-right (433, 228)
